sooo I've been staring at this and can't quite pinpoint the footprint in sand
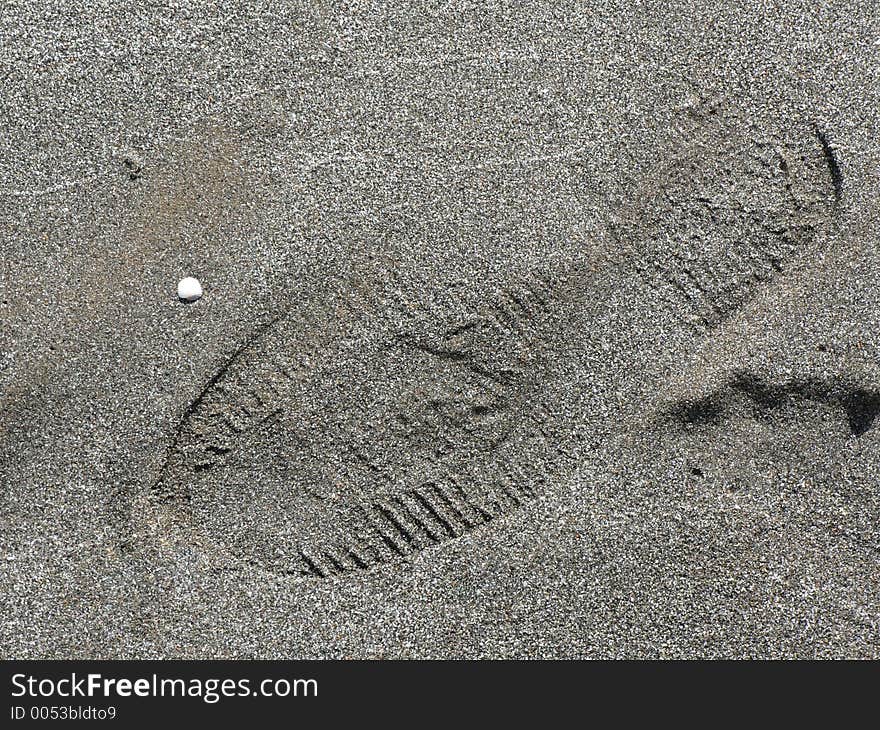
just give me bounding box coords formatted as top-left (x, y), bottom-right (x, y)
top-left (152, 100), bottom-right (838, 579)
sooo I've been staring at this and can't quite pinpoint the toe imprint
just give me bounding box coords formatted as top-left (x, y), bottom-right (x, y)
top-left (154, 271), bottom-right (562, 577)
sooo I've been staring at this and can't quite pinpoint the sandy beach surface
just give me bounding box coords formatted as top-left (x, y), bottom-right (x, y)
top-left (2, 1), bottom-right (879, 658)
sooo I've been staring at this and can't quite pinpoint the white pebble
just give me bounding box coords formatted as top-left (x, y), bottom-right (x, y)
top-left (177, 277), bottom-right (203, 302)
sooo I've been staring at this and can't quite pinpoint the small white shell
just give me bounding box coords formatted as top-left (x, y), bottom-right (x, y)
top-left (177, 277), bottom-right (203, 302)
